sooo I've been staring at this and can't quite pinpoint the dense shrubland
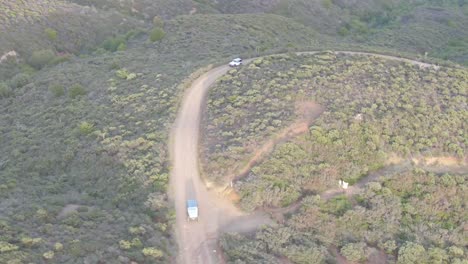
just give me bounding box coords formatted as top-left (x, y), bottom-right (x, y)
top-left (202, 53), bottom-right (467, 263)
top-left (202, 53), bottom-right (467, 210)
top-left (1, 0), bottom-right (466, 263)
top-left (0, 55), bottom-right (181, 263)
top-left (205, 0), bottom-right (468, 65)
top-left (0, 11), bottom-right (326, 263)
top-left (222, 170), bottom-right (467, 263)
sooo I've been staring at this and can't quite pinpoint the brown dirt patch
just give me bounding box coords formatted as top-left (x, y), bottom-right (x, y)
top-left (367, 248), bottom-right (389, 264)
top-left (386, 153), bottom-right (404, 165)
top-left (330, 246), bottom-right (351, 264)
top-left (412, 156), bottom-right (465, 166)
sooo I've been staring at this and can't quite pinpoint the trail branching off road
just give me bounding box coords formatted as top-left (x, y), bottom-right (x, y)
top-left (170, 51), bottom-right (442, 264)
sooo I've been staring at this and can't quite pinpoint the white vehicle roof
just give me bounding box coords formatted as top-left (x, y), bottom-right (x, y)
top-left (188, 207), bottom-right (198, 218)
top-left (187, 200), bottom-right (198, 219)
top-left (233, 58), bottom-right (242, 62)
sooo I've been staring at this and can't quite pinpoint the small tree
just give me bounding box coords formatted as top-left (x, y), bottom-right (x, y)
top-left (0, 82), bottom-right (13, 98)
top-left (54, 242), bottom-right (63, 251)
top-left (79, 121), bottom-right (94, 135)
top-left (149, 27), bottom-right (166, 42)
top-left (29, 49), bottom-right (55, 69)
top-left (10, 73), bottom-right (30, 88)
top-left (142, 247), bottom-right (163, 258)
top-left (69, 84), bottom-right (87, 98)
top-left (341, 242), bottom-right (368, 263)
top-left (397, 242), bottom-right (426, 264)
top-left (49, 84), bottom-right (65, 97)
top-left (44, 28), bottom-right (58, 41)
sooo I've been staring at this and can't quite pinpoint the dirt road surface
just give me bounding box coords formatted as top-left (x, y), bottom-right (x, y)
top-left (170, 52), bottom-right (441, 264)
top-left (170, 61), bottom-right (273, 264)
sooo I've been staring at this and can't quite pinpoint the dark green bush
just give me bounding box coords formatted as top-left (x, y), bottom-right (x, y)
top-left (149, 27), bottom-right (166, 42)
top-left (101, 36), bottom-right (126, 52)
top-left (69, 84), bottom-right (87, 98)
top-left (28, 50), bottom-right (56, 69)
top-left (9, 73), bottom-right (30, 88)
top-left (0, 82), bottom-right (13, 98)
top-left (48, 84), bottom-right (65, 97)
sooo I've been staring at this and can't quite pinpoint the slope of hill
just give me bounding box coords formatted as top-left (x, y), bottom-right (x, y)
top-left (206, 0), bottom-right (468, 65)
top-left (0, 12), bottom-right (324, 263)
top-left (0, 0), bottom-right (145, 58)
top-left (1, 0), bottom-right (467, 263)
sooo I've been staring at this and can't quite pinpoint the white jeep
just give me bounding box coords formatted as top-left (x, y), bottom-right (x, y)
top-left (229, 58), bottom-right (242, 67)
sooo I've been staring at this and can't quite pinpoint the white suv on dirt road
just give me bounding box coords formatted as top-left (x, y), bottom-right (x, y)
top-left (229, 58), bottom-right (242, 67)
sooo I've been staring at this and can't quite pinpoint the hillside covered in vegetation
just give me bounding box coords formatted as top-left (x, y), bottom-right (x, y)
top-left (206, 0), bottom-right (468, 65)
top-left (0, 1), bottom-right (326, 261)
top-left (0, 0), bottom-right (467, 263)
top-left (201, 53), bottom-right (467, 262)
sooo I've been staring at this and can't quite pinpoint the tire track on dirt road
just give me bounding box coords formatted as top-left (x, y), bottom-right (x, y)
top-left (170, 51), bottom-right (440, 264)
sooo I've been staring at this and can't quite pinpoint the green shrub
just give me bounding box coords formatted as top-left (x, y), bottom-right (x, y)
top-left (43, 250), bottom-right (55, 259)
top-left (54, 242), bottom-right (63, 251)
top-left (116, 68), bottom-right (130, 79)
top-left (79, 122), bottom-right (94, 135)
top-left (44, 28), bottom-right (57, 41)
top-left (20, 64), bottom-right (37, 75)
top-left (338, 26), bottom-right (349, 36)
top-left (28, 50), bottom-right (56, 69)
top-left (152, 16), bottom-right (164, 28)
top-left (149, 27), bottom-right (166, 42)
top-left (21, 237), bottom-right (42, 247)
top-left (0, 241), bottom-right (19, 253)
top-left (116, 68), bottom-right (137, 80)
top-left (322, 0), bottom-right (333, 9)
top-left (101, 36), bottom-right (126, 52)
top-left (49, 84), bottom-right (65, 97)
top-left (69, 84), bottom-right (87, 98)
top-left (117, 42), bottom-right (127, 51)
top-left (10, 73), bottom-right (30, 88)
top-left (398, 242), bottom-right (427, 264)
top-left (341, 243), bottom-right (367, 262)
top-left (0, 82), bottom-right (13, 98)
top-left (119, 240), bottom-right (132, 250)
top-left (142, 247), bottom-right (163, 258)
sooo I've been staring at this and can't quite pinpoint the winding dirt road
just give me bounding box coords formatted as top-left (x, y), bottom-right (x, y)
top-left (170, 61), bottom-right (272, 264)
top-left (169, 51), bottom-right (441, 264)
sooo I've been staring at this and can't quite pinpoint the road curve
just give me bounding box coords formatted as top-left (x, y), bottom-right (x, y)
top-left (169, 51), bottom-right (439, 264)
